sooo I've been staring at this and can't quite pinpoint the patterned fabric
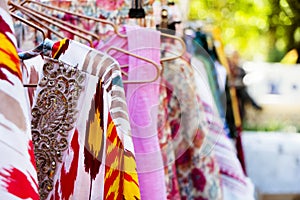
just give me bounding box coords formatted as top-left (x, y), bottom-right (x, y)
top-left (31, 59), bottom-right (86, 199)
top-left (97, 25), bottom-right (168, 199)
top-left (21, 38), bottom-right (140, 199)
top-left (21, 54), bottom-right (45, 110)
top-left (157, 78), bottom-right (181, 199)
top-left (0, 8), bottom-right (39, 200)
top-left (191, 57), bottom-right (255, 200)
top-left (96, 0), bottom-right (125, 11)
top-left (19, 39), bottom-right (53, 60)
top-left (161, 54), bottom-right (223, 200)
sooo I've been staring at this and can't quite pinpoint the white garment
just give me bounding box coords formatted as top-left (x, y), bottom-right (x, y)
top-left (191, 56), bottom-right (255, 200)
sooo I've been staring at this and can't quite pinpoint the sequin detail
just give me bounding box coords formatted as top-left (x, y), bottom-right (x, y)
top-left (31, 60), bottom-right (85, 199)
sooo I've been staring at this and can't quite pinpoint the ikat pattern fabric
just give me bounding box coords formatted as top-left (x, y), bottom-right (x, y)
top-left (0, 8), bottom-right (39, 200)
top-left (22, 38), bottom-right (140, 200)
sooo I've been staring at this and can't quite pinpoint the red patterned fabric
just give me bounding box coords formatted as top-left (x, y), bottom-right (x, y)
top-left (161, 56), bottom-right (223, 200)
top-left (157, 78), bottom-right (181, 199)
top-left (0, 7), bottom-right (39, 200)
top-left (22, 38), bottom-right (140, 199)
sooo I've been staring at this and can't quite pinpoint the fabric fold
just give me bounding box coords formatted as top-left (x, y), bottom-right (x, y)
top-left (126, 26), bottom-right (167, 200)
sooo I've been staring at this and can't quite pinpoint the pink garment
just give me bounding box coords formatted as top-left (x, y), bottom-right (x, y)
top-left (61, 13), bottom-right (77, 39)
top-left (125, 26), bottom-right (167, 200)
top-left (95, 26), bottom-right (167, 199)
top-left (96, 0), bottom-right (124, 11)
top-left (94, 26), bottom-right (129, 86)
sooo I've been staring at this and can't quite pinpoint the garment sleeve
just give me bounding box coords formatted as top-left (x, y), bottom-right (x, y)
top-left (0, 7), bottom-right (39, 200)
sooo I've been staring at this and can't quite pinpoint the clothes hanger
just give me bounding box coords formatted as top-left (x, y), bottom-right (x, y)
top-left (160, 33), bottom-right (186, 62)
top-left (127, 0), bottom-right (187, 62)
top-left (20, 4), bottom-right (100, 41)
top-left (119, 65), bottom-right (129, 77)
top-left (156, 6), bottom-right (186, 62)
top-left (13, 10), bottom-right (64, 40)
top-left (20, 0), bottom-right (160, 84)
top-left (9, 2), bottom-right (69, 88)
top-left (10, 13), bottom-right (158, 85)
top-left (10, 12), bottom-right (45, 88)
top-left (8, 1), bottom-right (94, 47)
top-left (8, 11), bottom-right (62, 88)
top-left (106, 46), bottom-right (161, 84)
top-left (19, 0), bottom-right (186, 62)
top-left (9, 11), bottom-right (46, 41)
top-left (16, 0), bottom-right (183, 80)
top-left (21, 47), bottom-right (161, 86)
top-left (18, 0), bottom-right (127, 38)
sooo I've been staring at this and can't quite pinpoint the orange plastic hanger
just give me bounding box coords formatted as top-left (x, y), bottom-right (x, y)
top-left (18, 0), bottom-right (126, 38)
top-left (19, 0), bottom-right (186, 62)
top-left (9, 11), bottom-right (46, 41)
top-left (20, 4), bottom-right (100, 41)
top-left (8, 1), bottom-right (94, 47)
top-left (106, 46), bottom-right (161, 84)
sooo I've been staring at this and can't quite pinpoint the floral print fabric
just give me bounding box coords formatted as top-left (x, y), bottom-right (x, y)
top-left (161, 54), bottom-right (223, 200)
top-left (158, 78), bottom-right (181, 199)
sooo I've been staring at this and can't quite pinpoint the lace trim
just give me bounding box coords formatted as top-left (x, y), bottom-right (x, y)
top-left (31, 59), bottom-right (85, 199)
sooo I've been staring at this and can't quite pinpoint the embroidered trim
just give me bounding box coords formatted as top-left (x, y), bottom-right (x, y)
top-left (31, 59), bottom-right (85, 199)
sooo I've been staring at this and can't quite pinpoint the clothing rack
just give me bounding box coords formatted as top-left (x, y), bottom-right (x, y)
top-left (0, 1), bottom-right (254, 199)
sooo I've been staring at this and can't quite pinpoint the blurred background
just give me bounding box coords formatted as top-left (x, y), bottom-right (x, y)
top-left (186, 0), bottom-right (300, 62)
top-left (183, 1), bottom-right (300, 199)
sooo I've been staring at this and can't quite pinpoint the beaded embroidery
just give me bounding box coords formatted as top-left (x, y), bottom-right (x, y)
top-left (31, 59), bottom-right (85, 199)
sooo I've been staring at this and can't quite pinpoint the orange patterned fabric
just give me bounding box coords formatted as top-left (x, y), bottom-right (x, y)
top-left (104, 114), bottom-right (123, 199)
top-left (26, 38), bottom-right (140, 199)
top-left (51, 38), bottom-right (69, 59)
top-left (0, 21), bottom-right (22, 83)
top-left (104, 113), bottom-right (140, 200)
top-left (0, 8), bottom-right (39, 200)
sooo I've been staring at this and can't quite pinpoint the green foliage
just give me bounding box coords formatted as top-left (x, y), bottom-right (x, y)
top-left (187, 0), bottom-right (300, 62)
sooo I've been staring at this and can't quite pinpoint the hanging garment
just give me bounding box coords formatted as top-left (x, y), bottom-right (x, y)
top-left (20, 38), bottom-right (141, 200)
top-left (125, 26), bottom-right (167, 200)
top-left (193, 36), bottom-right (247, 174)
top-left (191, 57), bottom-right (255, 200)
top-left (94, 25), bottom-right (129, 82)
top-left (96, 25), bottom-right (168, 199)
top-left (21, 55), bottom-right (44, 108)
top-left (157, 78), bottom-right (181, 200)
top-left (161, 50), bottom-right (223, 199)
top-left (96, 0), bottom-right (125, 11)
top-left (94, 26), bottom-right (128, 55)
top-left (214, 61), bottom-right (227, 95)
top-left (0, 8), bottom-right (39, 200)
top-left (214, 61), bottom-right (230, 136)
top-left (193, 37), bottom-right (225, 119)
